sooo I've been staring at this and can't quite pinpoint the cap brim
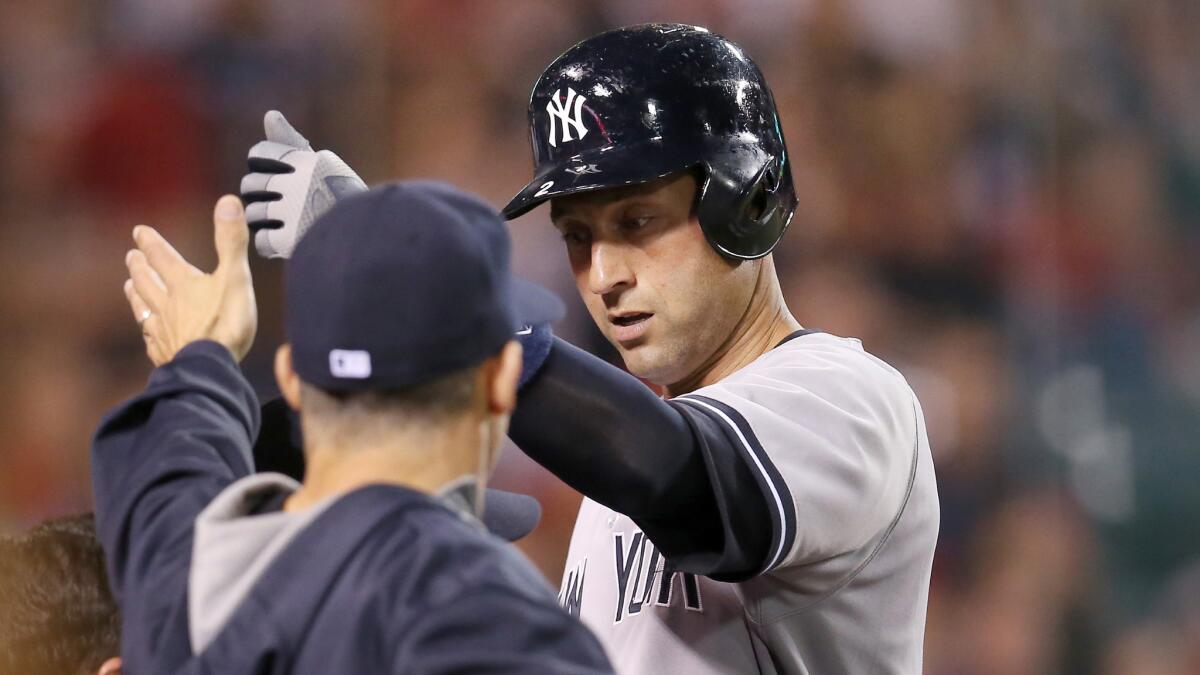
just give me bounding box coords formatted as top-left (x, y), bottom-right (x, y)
top-left (502, 140), bottom-right (694, 220)
top-left (481, 488), bottom-right (542, 541)
top-left (511, 276), bottom-right (565, 329)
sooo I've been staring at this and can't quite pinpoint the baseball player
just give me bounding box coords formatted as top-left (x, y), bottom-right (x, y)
top-left (93, 186), bottom-right (613, 673)
top-left (242, 23), bottom-right (939, 674)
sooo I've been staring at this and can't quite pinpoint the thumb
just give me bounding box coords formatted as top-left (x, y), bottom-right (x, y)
top-left (263, 110), bottom-right (312, 149)
top-left (213, 195), bottom-right (250, 273)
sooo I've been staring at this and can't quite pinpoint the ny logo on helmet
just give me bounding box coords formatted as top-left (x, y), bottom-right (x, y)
top-left (546, 87), bottom-right (589, 148)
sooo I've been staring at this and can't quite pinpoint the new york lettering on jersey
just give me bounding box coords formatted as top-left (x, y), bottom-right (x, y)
top-left (559, 529), bottom-right (704, 623)
top-left (559, 498), bottom-right (764, 672)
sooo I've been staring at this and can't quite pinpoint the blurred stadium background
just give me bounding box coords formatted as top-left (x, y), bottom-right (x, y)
top-left (1, 1), bottom-right (1198, 672)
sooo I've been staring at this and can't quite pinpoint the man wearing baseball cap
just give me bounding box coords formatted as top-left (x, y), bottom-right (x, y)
top-left (91, 184), bottom-right (612, 673)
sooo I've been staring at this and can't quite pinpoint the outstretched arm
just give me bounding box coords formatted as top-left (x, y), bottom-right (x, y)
top-left (94, 196), bottom-right (261, 671)
top-left (510, 338), bottom-right (774, 581)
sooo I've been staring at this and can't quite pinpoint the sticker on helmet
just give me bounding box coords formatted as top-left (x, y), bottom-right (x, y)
top-left (546, 87), bottom-right (589, 147)
top-left (565, 164), bottom-right (600, 176)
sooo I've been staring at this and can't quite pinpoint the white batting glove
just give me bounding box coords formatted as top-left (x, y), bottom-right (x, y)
top-left (240, 110), bottom-right (368, 259)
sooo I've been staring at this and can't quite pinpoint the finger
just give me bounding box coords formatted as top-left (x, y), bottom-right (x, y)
top-left (127, 277), bottom-right (162, 356)
top-left (245, 201), bottom-right (284, 232)
top-left (240, 172), bottom-right (282, 202)
top-left (248, 140), bottom-right (301, 164)
top-left (133, 225), bottom-right (199, 286)
top-left (248, 157), bottom-right (295, 174)
top-left (213, 195), bottom-right (250, 274)
top-left (123, 278), bottom-right (154, 324)
top-left (126, 249), bottom-right (168, 310)
top-left (254, 228), bottom-right (283, 259)
top-left (263, 110), bottom-right (312, 149)
top-left (242, 192), bottom-right (282, 209)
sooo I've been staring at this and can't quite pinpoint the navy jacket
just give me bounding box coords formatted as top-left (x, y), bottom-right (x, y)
top-left (91, 340), bottom-right (612, 674)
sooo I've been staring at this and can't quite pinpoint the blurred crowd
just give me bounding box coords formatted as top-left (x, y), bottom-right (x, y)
top-left (1, 0), bottom-right (1197, 672)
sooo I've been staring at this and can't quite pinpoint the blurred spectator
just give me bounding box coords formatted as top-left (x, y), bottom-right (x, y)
top-left (69, 57), bottom-right (214, 216)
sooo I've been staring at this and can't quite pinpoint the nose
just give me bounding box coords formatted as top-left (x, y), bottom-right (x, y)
top-left (588, 240), bottom-right (634, 296)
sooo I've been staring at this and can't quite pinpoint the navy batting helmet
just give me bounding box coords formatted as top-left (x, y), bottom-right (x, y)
top-left (503, 23), bottom-right (798, 260)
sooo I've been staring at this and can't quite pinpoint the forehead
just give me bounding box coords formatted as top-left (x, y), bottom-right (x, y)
top-left (549, 172), bottom-right (697, 221)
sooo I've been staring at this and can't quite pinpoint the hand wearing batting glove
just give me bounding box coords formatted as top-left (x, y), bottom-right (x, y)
top-left (241, 113), bottom-right (557, 380)
top-left (240, 110), bottom-right (368, 259)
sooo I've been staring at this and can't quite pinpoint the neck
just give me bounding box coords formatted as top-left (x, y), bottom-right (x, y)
top-left (666, 257), bottom-right (801, 397)
top-left (284, 416), bottom-right (483, 512)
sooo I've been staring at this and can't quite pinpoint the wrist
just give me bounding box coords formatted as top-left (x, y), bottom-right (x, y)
top-left (517, 324), bottom-right (555, 389)
top-left (172, 339), bottom-right (239, 366)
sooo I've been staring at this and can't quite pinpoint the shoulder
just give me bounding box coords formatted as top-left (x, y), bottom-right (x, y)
top-left (678, 331), bottom-right (917, 435)
top-left (352, 500), bottom-right (555, 610)
top-left (354, 506), bottom-right (601, 661)
top-left (674, 332), bottom-right (925, 566)
top-left (739, 331), bottom-right (910, 396)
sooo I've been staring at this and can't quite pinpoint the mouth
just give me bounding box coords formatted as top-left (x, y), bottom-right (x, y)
top-left (608, 312), bottom-right (654, 345)
top-left (611, 312), bottom-right (652, 327)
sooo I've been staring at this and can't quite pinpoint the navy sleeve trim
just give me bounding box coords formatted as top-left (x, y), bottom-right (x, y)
top-left (673, 394), bottom-right (797, 572)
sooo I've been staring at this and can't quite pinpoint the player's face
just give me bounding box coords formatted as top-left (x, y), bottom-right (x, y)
top-left (550, 172), bottom-right (758, 386)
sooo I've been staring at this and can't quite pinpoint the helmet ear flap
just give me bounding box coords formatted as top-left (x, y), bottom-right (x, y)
top-left (696, 156), bottom-right (792, 260)
top-left (746, 158), bottom-right (781, 224)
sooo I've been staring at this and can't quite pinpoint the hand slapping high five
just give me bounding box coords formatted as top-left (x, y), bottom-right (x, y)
top-left (122, 195), bottom-right (257, 366)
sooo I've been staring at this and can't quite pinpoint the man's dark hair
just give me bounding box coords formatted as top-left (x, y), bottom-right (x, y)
top-left (0, 514), bottom-right (121, 675)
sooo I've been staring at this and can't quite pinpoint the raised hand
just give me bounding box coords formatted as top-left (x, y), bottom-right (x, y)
top-left (123, 195), bottom-right (257, 365)
top-left (240, 110), bottom-right (368, 259)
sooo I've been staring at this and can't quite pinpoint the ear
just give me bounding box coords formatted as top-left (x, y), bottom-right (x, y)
top-left (487, 340), bottom-right (523, 415)
top-left (274, 345), bottom-right (303, 411)
top-left (98, 657), bottom-right (122, 675)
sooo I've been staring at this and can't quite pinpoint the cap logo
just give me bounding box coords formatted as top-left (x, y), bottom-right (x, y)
top-left (329, 349), bottom-right (372, 379)
top-left (546, 87), bottom-right (589, 147)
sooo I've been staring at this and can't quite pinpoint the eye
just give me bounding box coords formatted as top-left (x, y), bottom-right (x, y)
top-left (621, 216), bottom-right (653, 231)
top-left (560, 229), bottom-right (590, 246)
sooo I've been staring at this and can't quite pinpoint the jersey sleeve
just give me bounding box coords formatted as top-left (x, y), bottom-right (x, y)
top-left (90, 340), bottom-right (259, 671)
top-left (673, 336), bottom-right (921, 572)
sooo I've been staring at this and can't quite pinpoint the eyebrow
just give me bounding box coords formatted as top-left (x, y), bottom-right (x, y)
top-left (550, 185), bottom-right (664, 222)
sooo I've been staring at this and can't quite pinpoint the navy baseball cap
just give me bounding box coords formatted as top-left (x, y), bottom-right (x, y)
top-left (286, 180), bottom-right (564, 391)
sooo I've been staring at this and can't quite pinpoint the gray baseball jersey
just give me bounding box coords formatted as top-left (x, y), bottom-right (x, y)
top-left (556, 332), bottom-right (939, 674)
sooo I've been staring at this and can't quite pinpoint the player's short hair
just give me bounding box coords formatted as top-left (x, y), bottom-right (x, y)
top-left (0, 514), bottom-right (121, 675)
top-left (301, 365), bottom-right (479, 436)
